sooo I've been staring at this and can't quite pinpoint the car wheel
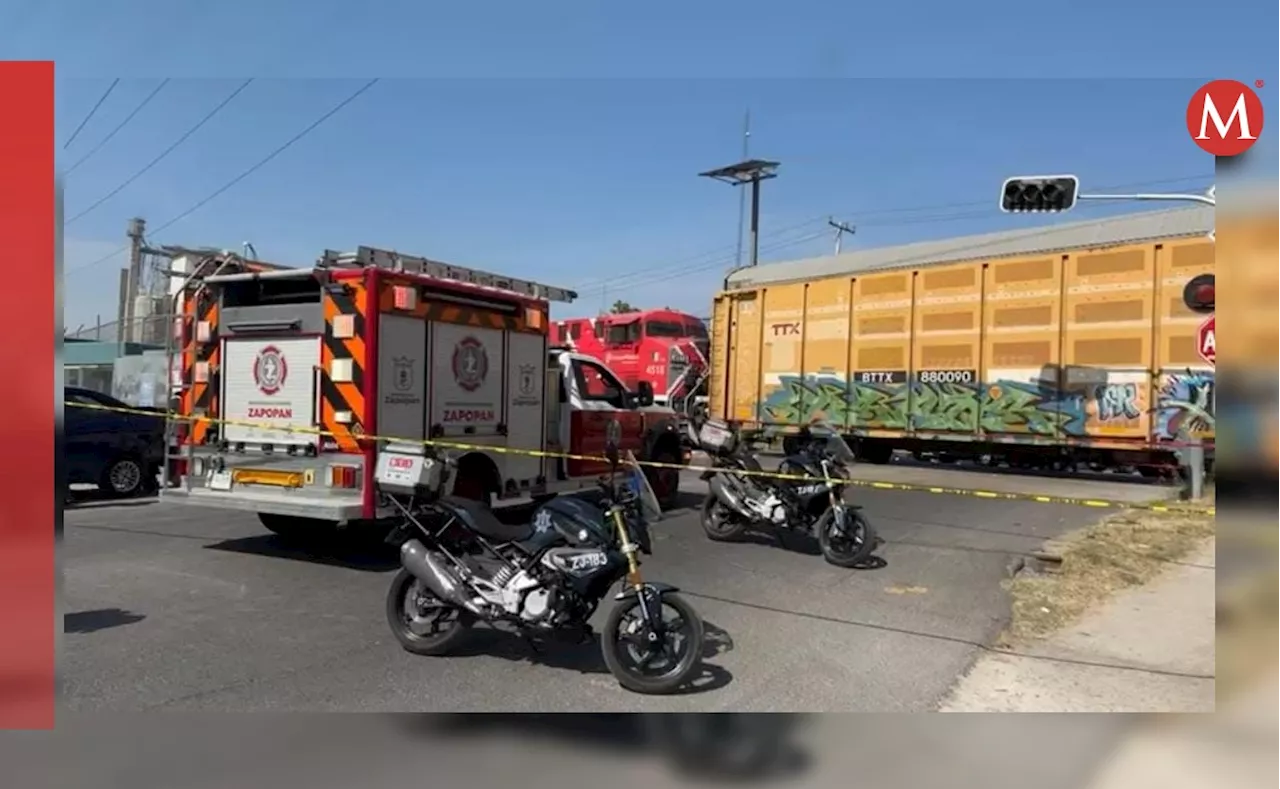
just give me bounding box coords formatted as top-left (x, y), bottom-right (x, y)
top-left (100, 456), bottom-right (146, 497)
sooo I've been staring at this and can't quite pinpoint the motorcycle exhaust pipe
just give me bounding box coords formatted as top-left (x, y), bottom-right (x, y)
top-left (708, 474), bottom-right (756, 520)
top-left (400, 539), bottom-right (485, 616)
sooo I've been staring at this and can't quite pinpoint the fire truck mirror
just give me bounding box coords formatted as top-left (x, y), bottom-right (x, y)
top-left (605, 418), bottom-right (622, 467)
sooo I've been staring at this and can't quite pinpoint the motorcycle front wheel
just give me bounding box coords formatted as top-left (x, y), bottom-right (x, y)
top-left (385, 568), bottom-right (474, 656)
top-left (600, 591), bottom-right (705, 694)
top-left (816, 507), bottom-right (878, 568)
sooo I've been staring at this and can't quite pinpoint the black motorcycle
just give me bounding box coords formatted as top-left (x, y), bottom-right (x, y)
top-left (693, 418), bottom-right (878, 568)
top-left (378, 423), bottom-right (705, 695)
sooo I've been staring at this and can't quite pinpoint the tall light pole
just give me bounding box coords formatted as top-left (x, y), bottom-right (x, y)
top-left (700, 158), bottom-right (781, 280)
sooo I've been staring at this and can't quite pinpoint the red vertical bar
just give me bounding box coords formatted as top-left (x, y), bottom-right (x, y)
top-left (361, 267), bottom-right (379, 518)
top-left (0, 61), bottom-right (56, 729)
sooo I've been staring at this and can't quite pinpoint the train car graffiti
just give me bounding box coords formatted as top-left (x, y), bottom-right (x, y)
top-left (1096, 382), bottom-right (1142, 422)
top-left (1155, 372), bottom-right (1215, 441)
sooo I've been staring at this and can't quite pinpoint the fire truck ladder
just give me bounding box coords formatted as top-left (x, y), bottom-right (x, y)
top-left (161, 251), bottom-right (254, 493)
top-left (317, 246), bottom-right (578, 304)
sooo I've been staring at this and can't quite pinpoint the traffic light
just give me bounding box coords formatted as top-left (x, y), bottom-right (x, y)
top-left (1182, 273), bottom-right (1214, 314)
top-left (1000, 175), bottom-right (1079, 213)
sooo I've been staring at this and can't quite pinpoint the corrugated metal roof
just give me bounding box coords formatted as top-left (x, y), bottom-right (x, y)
top-left (724, 205), bottom-right (1214, 290)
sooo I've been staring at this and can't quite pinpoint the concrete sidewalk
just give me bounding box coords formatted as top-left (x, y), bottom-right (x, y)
top-left (939, 538), bottom-right (1216, 712)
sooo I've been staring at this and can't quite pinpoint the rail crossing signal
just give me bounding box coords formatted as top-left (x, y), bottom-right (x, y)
top-left (1182, 273), bottom-right (1215, 314)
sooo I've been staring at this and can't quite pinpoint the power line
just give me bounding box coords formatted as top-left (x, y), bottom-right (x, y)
top-left (571, 172), bottom-right (1214, 296)
top-left (67, 79), bottom-right (255, 226)
top-left (69, 79), bottom-right (381, 275)
top-left (645, 182), bottom-right (1217, 299)
top-left (62, 78), bottom-right (119, 150)
top-left (574, 175), bottom-right (1215, 310)
top-left (63, 79), bottom-right (171, 176)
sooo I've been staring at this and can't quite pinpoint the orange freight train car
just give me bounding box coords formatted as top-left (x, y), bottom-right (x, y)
top-left (710, 206), bottom-right (1217, 475)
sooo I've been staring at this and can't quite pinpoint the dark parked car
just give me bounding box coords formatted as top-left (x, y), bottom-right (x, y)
top-left (63, 386), bottom-right (166, 498)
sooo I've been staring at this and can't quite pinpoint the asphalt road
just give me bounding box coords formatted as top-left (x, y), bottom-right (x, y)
top-left (62, 471), bottom-right (1121, 712)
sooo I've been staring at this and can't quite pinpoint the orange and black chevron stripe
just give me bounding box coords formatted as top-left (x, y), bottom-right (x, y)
top-left (321, 281), bottom-right (368, 453)
top-left (189, 294), bottom-right (220, 444)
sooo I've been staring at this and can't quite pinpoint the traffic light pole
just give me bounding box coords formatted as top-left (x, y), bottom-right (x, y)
top-left (1075, 186), bottom-right (1215, 238)
top-left (1076, 188), bottom-right (1215, 207)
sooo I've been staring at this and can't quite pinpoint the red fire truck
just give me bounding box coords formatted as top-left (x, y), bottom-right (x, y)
top-left (162, 247), bottom-right (688, 538)
top-left (552, 308), bottom-right (710, 418)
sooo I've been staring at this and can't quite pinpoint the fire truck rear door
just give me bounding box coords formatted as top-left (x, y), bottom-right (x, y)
top-left (430, 323), bottom-right (504, 438)
top-left (221, 336), bottom-right (322, 446)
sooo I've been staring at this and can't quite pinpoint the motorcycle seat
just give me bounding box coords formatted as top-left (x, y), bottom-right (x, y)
top-left (438, 496), bottom-right (534, 543)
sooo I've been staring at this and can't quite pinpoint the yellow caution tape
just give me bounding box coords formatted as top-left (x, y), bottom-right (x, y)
top-left (62, 400), bottom-right (1216, 516)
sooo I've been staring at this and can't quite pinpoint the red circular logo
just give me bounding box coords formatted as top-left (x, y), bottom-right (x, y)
top-left (1186, 80), bottom-right (1264, 156)
top-left (253, 345), bottom-right (288, 395)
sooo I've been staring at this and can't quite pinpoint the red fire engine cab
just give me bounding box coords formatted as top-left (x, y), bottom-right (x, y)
top-left (552, 308), bottom-right (710, 417)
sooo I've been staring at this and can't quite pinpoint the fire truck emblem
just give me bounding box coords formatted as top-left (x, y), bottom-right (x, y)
top-left (452, 337), bottom-right (488, 392)
top-left (518, 364), bottom-right (537, 397)
top-left (392, 357), bottom-right (415, 392)
top-left (253, 345), bottom-right (288, 396)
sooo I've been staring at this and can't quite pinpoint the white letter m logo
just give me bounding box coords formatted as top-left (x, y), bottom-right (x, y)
top-left (1197, 92), bottom-right (1256, 140)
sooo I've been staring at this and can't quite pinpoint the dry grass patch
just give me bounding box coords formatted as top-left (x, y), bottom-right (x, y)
top-left (1000, 493), bottom-right (1216, 646)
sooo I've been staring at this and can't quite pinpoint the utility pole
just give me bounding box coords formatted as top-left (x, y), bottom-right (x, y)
top-left (123, 217), bottom-right (146, 345)
top-left (733, 110), bottom-right (752, 271)
top-left (828, 217), bottom-right (856, 254)
top-left (114, 268), bottom-right (129, 350)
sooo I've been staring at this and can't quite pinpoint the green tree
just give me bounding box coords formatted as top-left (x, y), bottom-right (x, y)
top-left (610, 300), bottom-right (636, 313)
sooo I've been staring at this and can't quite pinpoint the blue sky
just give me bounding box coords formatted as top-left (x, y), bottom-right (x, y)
top-left (17, 1), bottom-right (1275, 328)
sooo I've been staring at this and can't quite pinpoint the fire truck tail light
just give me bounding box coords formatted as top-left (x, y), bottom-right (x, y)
top-left (332, 314), bottom-right (355, 339)
top-left (196, 321), bottom-right (212, 342)
top-left (194, 362), bottom-right (210, 383)
top-left (329, 358), bottom-right (354, 382)
top-left (393, 286), bottom-right (418, 311)
top-left (334, 410), bottom-right (354, 424)
top-left (326, 464), bottom-right (360, 489)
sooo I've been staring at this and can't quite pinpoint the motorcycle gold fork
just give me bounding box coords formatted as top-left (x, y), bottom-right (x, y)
top-left (611, 505), bottom-right (643, 587)
top-left (611, 505), bottom-right (660, 626)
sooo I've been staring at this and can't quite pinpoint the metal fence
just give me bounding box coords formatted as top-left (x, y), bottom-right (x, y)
top-left (64, 315), bottom-right (173, 346)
